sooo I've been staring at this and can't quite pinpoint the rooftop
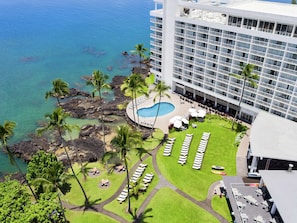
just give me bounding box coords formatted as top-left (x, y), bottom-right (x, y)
top-left (250, 112), bottom-right (297, 162)
top-left (259, 170), bottom-right (297, 223)
top-left (225, 0), bottom-right (297, 18)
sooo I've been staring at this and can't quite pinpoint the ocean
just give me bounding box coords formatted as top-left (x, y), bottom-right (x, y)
top-left (0, 0), bottom-right (292, 174)
top-left (0, 0), bottom-right (153, 174)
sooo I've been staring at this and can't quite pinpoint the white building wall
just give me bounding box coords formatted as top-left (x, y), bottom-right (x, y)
top-left (150, 0), bottom-right (297, 123)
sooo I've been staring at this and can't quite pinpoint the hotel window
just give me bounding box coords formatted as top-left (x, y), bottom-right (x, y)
top-left (251, 55), bottom-right (264, 62)
top-left (243, 18), bottom-right (257, 29)
top-left (258, 21), bottom-right (275, 33)
top-left (228, 16), bottom-right (242, 27)
top-left (276, 23), bottom-right (293, 36)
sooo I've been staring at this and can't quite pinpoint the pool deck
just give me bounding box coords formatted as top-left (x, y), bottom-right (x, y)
top-left (126, 91), bottom-right (203, 134)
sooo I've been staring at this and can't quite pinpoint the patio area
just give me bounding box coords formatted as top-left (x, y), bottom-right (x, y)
top-left (126, 91), bottom-right (206, 134)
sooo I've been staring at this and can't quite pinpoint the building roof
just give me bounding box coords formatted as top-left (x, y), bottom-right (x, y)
top-left (259, 170), bottom-right (297, 223)
top-left (226, 0), bottom-right (297, 18)
top-left (250, 112), bottom-right (297, 162)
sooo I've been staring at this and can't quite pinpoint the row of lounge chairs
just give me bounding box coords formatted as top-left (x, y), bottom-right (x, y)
top-left (130, 163), bottom-right (148, 183)
top-left (117, 163), bottom-right (151, 203)
top-left (143, 173), bottom-right (154, 184)
top-left (178, 133), bottom-right (193, 165)
top-left (163, 137), bottom-right (175, 156)
top-left (128, 96), bottom-right (150, 109)
top-left (139, 120), bottom-right (153, 127)
top-left (117, 188), bottom-right (129, 203)
top-left (192, 132), bottom-right (211, 170)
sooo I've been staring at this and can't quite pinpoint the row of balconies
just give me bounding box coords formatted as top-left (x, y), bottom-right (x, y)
top-left (178, 77), bottom-right (297, 118)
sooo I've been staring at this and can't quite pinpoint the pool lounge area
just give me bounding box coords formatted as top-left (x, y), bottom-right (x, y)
top-left (126, 91), bottom-right (201, 133)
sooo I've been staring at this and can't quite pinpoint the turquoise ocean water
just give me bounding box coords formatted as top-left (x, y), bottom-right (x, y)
top-left (0, 0), bottom-right (153, 174)
top-left (0, 0), bottom-right (292, 174)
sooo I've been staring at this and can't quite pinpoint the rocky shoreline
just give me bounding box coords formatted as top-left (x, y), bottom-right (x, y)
top-left (8, 75), bottom-right (133, 165)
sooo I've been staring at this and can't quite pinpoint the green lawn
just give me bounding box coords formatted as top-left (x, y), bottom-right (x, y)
top-left (65, 210), bottom-right (117, 223)
top-left (146, 187), bottom-right (219, 223)
top-left (104, 157), bottom-right (159, 222)
top-left (157, 115), bottom-right (237, 201)
top-left (211, 196), bottom-right (233, 222)
top-left (63, 114), bottom-right (238, 222)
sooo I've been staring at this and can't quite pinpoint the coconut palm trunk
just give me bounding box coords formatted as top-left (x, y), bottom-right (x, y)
top-left (0, 121), bottom-right (37, 201)
top-left (151, 95), bottom-right (162, 132)
top-left (123, 154), bottom-right (132, 215)
top-left (37, 107), bottom-right (90, 207)
top-left (150, 81), bottom-right (170, 136)
top-left (229, 63), bottom-right (259, 130)
top-left (6, 146), bottom-right (38, 201)
top-left (232, 79), bottom-right (247, 130)
top-left (86, 70), bottom-right (111, 153)
top-left (98, 89), bottom-right (106, 152)
top-left (56, 127), bottom-right (90, 207)
top-left (111, 125), bottom-right (142, 216)
top-left (57, 191), bottom-right (67, 222)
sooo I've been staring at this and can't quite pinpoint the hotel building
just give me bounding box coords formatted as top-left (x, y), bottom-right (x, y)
top-left (150, 0), bottom-right (297, 123)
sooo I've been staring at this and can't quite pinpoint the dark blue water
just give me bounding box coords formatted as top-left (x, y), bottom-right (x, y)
top-left (0, 0), bottom-right (153, 174)
top-left (0, 0), bottom-right (292, 174)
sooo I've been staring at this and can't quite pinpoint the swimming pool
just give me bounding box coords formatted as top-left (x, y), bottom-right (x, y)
top-left (137, 102), bottom-right (175, 118)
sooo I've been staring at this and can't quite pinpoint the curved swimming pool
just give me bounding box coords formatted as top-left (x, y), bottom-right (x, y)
top-left (137, 102), bottom-right (175, 118)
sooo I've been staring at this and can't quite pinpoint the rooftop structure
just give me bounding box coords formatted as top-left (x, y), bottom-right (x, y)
top-left (250, 111), bottom-right (297, 162)
top-left (259, 170), bottom-right (297, 223)
top-left (150, 0), bottom-right (297, 123)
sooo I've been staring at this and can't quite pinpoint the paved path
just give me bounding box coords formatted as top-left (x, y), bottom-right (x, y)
top-left (63, 124), bottom-right (250, 222)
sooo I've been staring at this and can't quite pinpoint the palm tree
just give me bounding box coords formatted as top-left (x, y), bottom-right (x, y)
top-left (150, 81), bottom-right (170, 135)
top-left (135, 147), bottom-right (151, 162)
top-left (0, 121), bottom-right (37, 201)
top-left (131, 44), bottom-right (147, 67)
top-left (32, 163), bottom-right (72, 222)
top-left (101, 151), bottom-right (119, 174)
top-left (79, 162), bottom-right (92, 181)
top-left (229, 63), bottom-right (259, 130)
top-left (45, 78), bottom-right (70, 106)
top-left (86, 70), bottom-right (111, 152)
top-left (122, 73), bottom-right (148, 127)
top-left (36, 107), bottom-right (90, 207)
top-left (111, 124), bottom-right (142, 215)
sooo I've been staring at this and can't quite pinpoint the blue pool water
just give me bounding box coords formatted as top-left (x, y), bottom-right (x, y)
top-left (137, 102), bottom-right (175, 118)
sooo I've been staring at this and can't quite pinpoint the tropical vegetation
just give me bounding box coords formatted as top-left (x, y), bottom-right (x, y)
top-left (122, 72), bottom-right (148, 126)
top-left (229, 63), bottom-right (259, 129)
top-left (110, 124), bottom-right (143, 215)
top-left (150, 81), bottom-right (170, 134)
top-left (45, 78), bottom-right (70, 106)
top-left (86, 70), bottom-right (111, 151)
top-left (0, 120), bottom-right (37, 200)
top-left (37, 107), bottom-right (90, 207)
top-left (0, 177), bottom-right (64, 223)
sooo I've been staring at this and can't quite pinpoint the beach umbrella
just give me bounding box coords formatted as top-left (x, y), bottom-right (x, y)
top-left (188, 108), bottom-right (196, 113)
top-left (197, 109), bottom-right (206, 118)
top-left (174, 120), bottom-right (182, 128)
top-left (182, 118), bottom-right (189, 125)
top-left (191, 111), bottom-right (199, 117)
top-left (169, 115), bottom-right (182, 124)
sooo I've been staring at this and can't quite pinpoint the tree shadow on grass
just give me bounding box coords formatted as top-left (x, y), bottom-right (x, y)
top-left (132, 208), bottom-right (153, 223)
top-left (83, 197), bottom-right (102, 211)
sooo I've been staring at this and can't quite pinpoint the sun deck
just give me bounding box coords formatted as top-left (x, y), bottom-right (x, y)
top-left (126, 91), bottom-right (202, 133)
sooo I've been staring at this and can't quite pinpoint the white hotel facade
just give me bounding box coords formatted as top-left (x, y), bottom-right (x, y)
top-left (150, 0), bottom-right (297, 123)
